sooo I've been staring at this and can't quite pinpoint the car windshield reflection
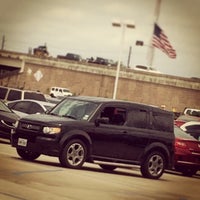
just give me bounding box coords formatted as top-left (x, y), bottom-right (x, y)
top-left (49, 99), bottom-right (98, 120)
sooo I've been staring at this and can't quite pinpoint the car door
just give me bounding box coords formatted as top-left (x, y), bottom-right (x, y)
top-left (120, 107), bottom-right (150, 161)
top-left (91, 105), bottom-right (128, 159)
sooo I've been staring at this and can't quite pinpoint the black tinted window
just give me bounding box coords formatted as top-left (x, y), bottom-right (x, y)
top-left (152, 112), bottom-right (172, 132)
top-left (126, 109), bottom-right (147, 128)
top-left (7, 90), bottom-right (21, 101)
top-left (186, 125), bottom-right (200, 131)
top-left (100, 107), bottom-right (126, 126)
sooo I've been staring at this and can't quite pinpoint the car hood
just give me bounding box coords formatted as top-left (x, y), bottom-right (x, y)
top-left (19, 113), bottom-right (75, 125)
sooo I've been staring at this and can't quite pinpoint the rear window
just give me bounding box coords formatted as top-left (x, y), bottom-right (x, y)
top-left (126, 109), bottom-right (147, 128)
top-left (152, 111), bottom-right (173, 132)
top-left (174, 126), bottom-right (197, 140)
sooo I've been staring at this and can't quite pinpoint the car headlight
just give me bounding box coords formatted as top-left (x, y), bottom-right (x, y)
top-left (43, 127), bottom-right (61, 134)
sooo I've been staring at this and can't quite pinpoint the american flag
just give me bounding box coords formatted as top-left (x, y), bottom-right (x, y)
top-left (152, 23), bottom-right (177, 59)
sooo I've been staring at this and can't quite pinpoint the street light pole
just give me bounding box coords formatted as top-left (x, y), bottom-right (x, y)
top-left (112, 22), bottom-right (135, 99)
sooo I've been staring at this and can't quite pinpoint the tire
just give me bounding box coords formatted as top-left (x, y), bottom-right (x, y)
top-left (59, 139), bottom-right (87, 169)
top-left (99, 164), bottom-right (117, 171)
top-left (16, 148), bottom-right (40, 161)
top-left (140, 151), bottom-right (165, 179)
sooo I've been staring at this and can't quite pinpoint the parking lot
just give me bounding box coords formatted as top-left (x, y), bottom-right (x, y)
top-left (0, 139), bottom-right (199, 200)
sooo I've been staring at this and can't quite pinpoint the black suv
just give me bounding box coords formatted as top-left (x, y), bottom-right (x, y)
top-left (11, 96), bottom-right (175, 179)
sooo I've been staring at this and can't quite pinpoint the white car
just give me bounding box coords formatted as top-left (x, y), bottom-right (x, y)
top-left (50, 87), bottom-right (72, 98)
top-left (183, 108), bottom-right (200, 117)
top-left (180, 121), bottom-right (200, 141)
top-left (7, 99), bottom-right (56, 118)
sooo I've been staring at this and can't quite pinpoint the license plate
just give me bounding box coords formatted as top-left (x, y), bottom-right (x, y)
top-left (18, 138), bottom-right (27, 147)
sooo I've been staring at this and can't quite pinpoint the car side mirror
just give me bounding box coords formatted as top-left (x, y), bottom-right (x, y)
top-left (95, 117), bottom-right (109, 127)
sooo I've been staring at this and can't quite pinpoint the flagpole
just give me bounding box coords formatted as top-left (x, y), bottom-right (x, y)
top-left (147, 0), bottom-right (161, 68)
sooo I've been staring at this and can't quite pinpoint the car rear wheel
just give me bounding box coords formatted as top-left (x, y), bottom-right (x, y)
top-left (141, 151), bottom-right (165, 179)
top-left (59, 139), bottom-right (87, 169)
top-left (16, 148), bottom-right (40, 161)
top-left (99, 164), bottom-right (117, 171)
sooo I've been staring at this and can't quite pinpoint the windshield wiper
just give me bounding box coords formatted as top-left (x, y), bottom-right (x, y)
top-left (63, 115), bottom-right (77, 120)
top-left (49, 113), bottom-right (58, 116)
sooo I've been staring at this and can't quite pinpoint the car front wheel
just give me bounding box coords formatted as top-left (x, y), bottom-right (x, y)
top-left (59, 139), bottom-right (87, 169)
top-left (16, 148), bottom-right (41, 161)
top-left (141, 151), bottom-right (165, 179)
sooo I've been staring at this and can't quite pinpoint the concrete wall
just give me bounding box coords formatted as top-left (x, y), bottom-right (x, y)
top-left (0, 51), bottom-right (200, 112)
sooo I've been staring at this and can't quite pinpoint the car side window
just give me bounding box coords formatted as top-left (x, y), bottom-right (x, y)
top-left (126, 109), bottom-right (148, 128)
top-left (12, 102), bottom-right (30, 113)
top-left (100, 106), bottom-right (126, 126)
top-left (7, 90), bottom-right (21, 101)
top-left (152, 111), bottom-right (172, 132)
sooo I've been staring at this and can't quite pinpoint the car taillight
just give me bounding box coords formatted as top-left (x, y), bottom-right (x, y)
top-left (174, 120), bottom-right (185, 127)
top-left (175, 139), bottom-right (188, 149)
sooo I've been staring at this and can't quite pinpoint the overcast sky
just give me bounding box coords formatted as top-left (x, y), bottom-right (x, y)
top-left (0, 0), bottom-right (200, 78)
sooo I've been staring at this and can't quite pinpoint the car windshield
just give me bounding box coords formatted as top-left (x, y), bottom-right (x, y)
top-left (174, 126), bottom-right (197, 140)
top-left (49, 98), bottom-right (99, 120)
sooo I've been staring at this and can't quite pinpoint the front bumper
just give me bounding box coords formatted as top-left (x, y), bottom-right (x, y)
top-left (11, 133), bottom-right (60, 157)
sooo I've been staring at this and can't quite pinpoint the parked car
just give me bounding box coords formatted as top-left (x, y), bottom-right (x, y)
top-left (180, 121), bottom-right (200, 140)
top-left (174, 126), bottom-right (200, 176)
top-left (0, 100), bottom-right (19, 139)
top-left (183, 108), bottom-right (200, 116)
top-left (11, 96), bottom-right (175, 179)
top-left (174, 114), bottom-right (200, 127)
top-left (0, 86), bottom-right (46, 102)
top-left (7, 100), bottom-right (56, 118)
top-left (50, 87), bottom-right (72, 98)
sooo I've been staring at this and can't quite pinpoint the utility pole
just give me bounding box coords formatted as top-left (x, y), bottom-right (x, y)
top-left (127, 46), bottom-right (132, 68)
top-left (1, 35), bottom-right (5, 50)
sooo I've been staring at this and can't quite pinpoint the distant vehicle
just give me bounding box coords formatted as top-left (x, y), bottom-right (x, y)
top-left (133, 65), bottom-right (161, 73)
top-left (174, 114), bottom-right (200, 127)
top-left (88, 57), bottom-right (115, 66)
top-left (57, 53), bottom-right (82, 61)
top-left (11, 96), bottom-right (175, 179)
top-left (33, 45), bottom-right (49, 57)
top-left (183, 108), bottom-right (200, 117)
top-left (174, 126), bottom-right (200, 176)
top-left (0, 86), bottom-right (46, 102)
top-left (180, 121), bottom-right (200, 140)
top-left (0, 100), bottom-right (19, 139)
top-left (50, 87), bottom-right (72, 98)
top-left (7, 99), bottom-right (56, 118)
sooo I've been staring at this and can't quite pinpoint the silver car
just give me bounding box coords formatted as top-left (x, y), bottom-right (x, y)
top-left (7, 99), bottom-right (56, 118)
